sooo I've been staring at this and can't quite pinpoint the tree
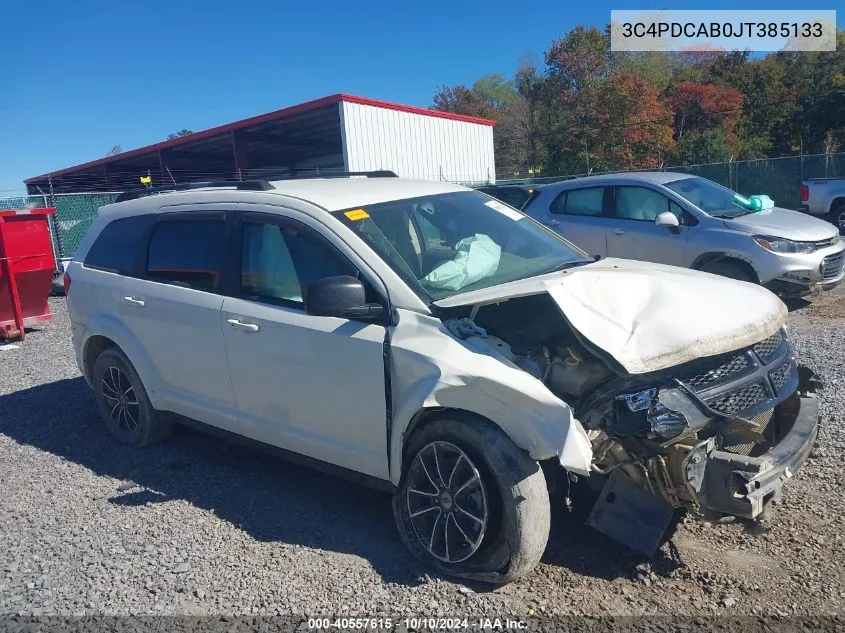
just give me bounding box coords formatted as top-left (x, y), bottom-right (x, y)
top-left (106, 145), bottom-right (122, 156)
top-left (672, 128), bottom-right (732, 164)
top-left (708, 51), bottom-right (798, 157)
top-left (432, 85), bottom-right (494, 119)
top-left (599, 71), bottom-right (675, 169)
top-left (513, 56), bottom-right (549, 175)
top-left (545, 26), bottom-right (610, 91)
top-left (429, 25), bottom-right (844, 178)
top-left (670, 82), bottom-right (743, 157)
top-left (167, 129), bottom-right (194, 141)
top-left (777, 29), bottom-right (845, 154)
top-left (538, 28), bottom-right (613, 175)
top-left (471, 74), bottom-right (518, 111)
top-left (610, 51), bottom-right (674, 91)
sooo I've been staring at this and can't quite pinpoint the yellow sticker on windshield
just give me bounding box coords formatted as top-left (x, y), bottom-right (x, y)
top-left (344, 209), bottom-right (369, 221)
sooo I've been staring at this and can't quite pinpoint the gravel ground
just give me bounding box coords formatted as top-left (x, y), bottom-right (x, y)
top-left (1, 292), bottom-right (843, 620)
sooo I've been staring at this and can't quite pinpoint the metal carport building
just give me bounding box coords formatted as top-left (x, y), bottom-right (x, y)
top-left (25, 94), bottom-right (497, 194)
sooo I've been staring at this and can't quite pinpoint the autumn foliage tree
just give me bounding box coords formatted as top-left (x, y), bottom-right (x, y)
top-left (432, 25), bottom-right (845, 178)
top-left (600, 71), bottom-right (674, 169)
top-left (671, 83), bottom-right (742, 148)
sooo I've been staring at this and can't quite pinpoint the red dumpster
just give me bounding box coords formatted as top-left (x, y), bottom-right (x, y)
top-left (0, 207), bottom-right (58, 341)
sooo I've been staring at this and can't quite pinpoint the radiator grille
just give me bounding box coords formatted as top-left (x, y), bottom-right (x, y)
top-left (770, 359), bottom-right (794, 394)
top-left (752, 330), bottom-right (784, 363)
top-left (684, 353), bottom-right (749, 390)
top-left (705, 382), bottom-right (768, 417)
top-left (822, 251), bottom-right (844, 281)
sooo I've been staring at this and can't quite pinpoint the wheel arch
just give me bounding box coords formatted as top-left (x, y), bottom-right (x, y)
top-left (388, 394), bottom-right (591, 486)
top-left (829, 196), bottom-right (845, 215)
top-left (82, 315), bottom-right (165, 409)
top-left (400, 407), bottom-right (498, 458)
top-left (83, 335), bottom-right (117, 383)
top-left (392, 407), bottom-right (524, 486)
top-left (691, 252), bottom-right (760, 283)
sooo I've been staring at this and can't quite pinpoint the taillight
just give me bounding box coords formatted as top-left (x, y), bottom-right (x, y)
top-left (801, 184), bottom-right (809, 202)
top-left (63, 271), bottom-right (71, 294)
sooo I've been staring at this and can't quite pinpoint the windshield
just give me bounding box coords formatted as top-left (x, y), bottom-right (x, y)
top-left (664, 176), bottom-right (752, 218)
top-left (333, 191), bottom-right (591, 302)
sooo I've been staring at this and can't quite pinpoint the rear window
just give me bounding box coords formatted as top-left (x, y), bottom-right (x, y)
top-left (146, 219), bottom-right (227, 290)
top-left (84, 215), bottom-right (152, 274)
top-left (481, 187), bottom-right (533, 210)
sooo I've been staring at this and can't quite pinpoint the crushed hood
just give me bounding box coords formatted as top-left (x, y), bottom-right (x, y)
top-left (724, 208), bottom-right (839, 242)
top-left (434, 258), bottom-right (787, 374)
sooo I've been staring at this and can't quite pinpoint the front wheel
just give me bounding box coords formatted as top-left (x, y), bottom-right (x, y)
top-left (393, 415), bottom-right (550, 584)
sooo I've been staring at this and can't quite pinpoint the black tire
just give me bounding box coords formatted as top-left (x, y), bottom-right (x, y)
top-left (830, 204), bottom-right (845, 235)
top-left (703, 259), bottom-right (754, 283)
top-left (393, 414), bottom-right (550, 584)
top-left (92, 347), bottom-right (173, 447)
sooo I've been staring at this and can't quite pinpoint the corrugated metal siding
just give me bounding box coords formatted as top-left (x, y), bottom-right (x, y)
top-left (341, 102), bottom-right (495, 183)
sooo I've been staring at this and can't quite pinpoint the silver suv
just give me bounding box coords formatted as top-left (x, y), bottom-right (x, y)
top-left (65, 175), bottom-right (820, 583)
top-left (523, 172), bottom-right (845, 297)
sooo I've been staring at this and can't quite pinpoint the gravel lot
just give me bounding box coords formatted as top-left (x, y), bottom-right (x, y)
top-left (1, 292), bottom-right (844, 620)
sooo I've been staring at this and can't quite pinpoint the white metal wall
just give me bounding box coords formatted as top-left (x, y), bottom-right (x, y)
top-left (340, 101), bottom-right (495, 183)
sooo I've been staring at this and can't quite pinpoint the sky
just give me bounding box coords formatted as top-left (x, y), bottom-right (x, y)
top-left (0, 0), bottom-right (839, 193)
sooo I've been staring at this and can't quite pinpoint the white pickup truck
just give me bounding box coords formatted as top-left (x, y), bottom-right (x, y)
top-left (800, 178), bottom-right (845, 234)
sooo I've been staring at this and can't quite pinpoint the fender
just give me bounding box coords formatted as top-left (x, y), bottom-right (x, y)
top-left (690, 251), bottom-right (761, 282)
top-left (82, 314), bottom-right (167, 410)
top-left (387, 310), bottom-right (592, 485)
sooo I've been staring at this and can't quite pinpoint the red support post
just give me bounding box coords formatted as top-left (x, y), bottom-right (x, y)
top-left (0, 220), bottom-right (25, 341)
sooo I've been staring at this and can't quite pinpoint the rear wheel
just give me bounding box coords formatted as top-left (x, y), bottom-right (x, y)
top-left (393, 414), bottom-right (550, 584)
top-left (703, 259), bottom-right (754, 283)
top-left (92, 347), bottom-right (173, 447)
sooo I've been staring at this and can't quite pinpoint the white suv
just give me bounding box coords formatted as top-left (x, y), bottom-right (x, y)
top-left (66, 174), bottom-right (820, 583)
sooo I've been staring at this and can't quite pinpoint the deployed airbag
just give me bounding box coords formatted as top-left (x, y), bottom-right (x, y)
top-left (423, 234), bottom-right (501, 291)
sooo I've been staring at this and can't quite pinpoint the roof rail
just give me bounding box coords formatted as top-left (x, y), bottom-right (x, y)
top-left (113, 171), bottom-right (398, 203)
top-left (114, 180), bottom-right (274, 203)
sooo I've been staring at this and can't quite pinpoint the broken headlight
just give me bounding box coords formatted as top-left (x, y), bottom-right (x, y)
top-left (617, 386), bottom-right (712, 440)
top-left (648, 401), bottom-right (689, 439)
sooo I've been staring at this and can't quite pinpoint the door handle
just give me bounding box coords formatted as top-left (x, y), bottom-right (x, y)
top-left (227, 318), bottom-right (259, 333)
top-left (613, 229), bottom-right (627, 235)
top-left (122, 296), bottom-right (145, 307)
top-left (544, 219), bottom-right (561, 227)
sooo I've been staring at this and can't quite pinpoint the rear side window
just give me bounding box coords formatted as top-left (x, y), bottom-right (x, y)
top-left (146, 219), bottom-right (227, 290)
top-left (83, 215), bottom-right (152, 274)
top-left (552, 187), bottom-right (605, 216)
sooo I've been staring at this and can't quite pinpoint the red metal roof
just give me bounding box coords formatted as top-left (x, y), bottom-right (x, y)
top-left (25, 94), bottom-right (497, 183)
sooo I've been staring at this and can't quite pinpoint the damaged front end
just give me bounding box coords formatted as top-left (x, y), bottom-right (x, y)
top-left (443, 297), bottom-right (820, 556)
top-left (580, 327), bottom-right (821, 554)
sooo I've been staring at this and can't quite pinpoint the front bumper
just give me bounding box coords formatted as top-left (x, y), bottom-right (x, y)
top-left (761, 243), bottom-right (845, 296)
top-left (683, 391), bottom-right (819, 519)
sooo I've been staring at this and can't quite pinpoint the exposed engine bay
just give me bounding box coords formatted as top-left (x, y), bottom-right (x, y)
top-left (442, 292), bottom-right (819, 555)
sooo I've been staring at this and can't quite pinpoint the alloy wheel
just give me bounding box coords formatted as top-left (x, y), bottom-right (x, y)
top-left (406, 441), bottom-right (488, 563)
top-left (101, 366), bottom-right (140, 435)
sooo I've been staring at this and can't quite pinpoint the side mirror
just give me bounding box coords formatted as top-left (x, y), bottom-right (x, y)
top-left (655, 212), bottom-right (680, 229)
top-left (304, 275), bottom-right (384, 321)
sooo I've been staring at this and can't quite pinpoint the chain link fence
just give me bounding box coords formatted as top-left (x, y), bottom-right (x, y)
top-left (1, 152), bottom-right (842, 263)
top-left (489, 152), bottom-right (845, 211)
top-left (0, 192), bottom-right (119, 266)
